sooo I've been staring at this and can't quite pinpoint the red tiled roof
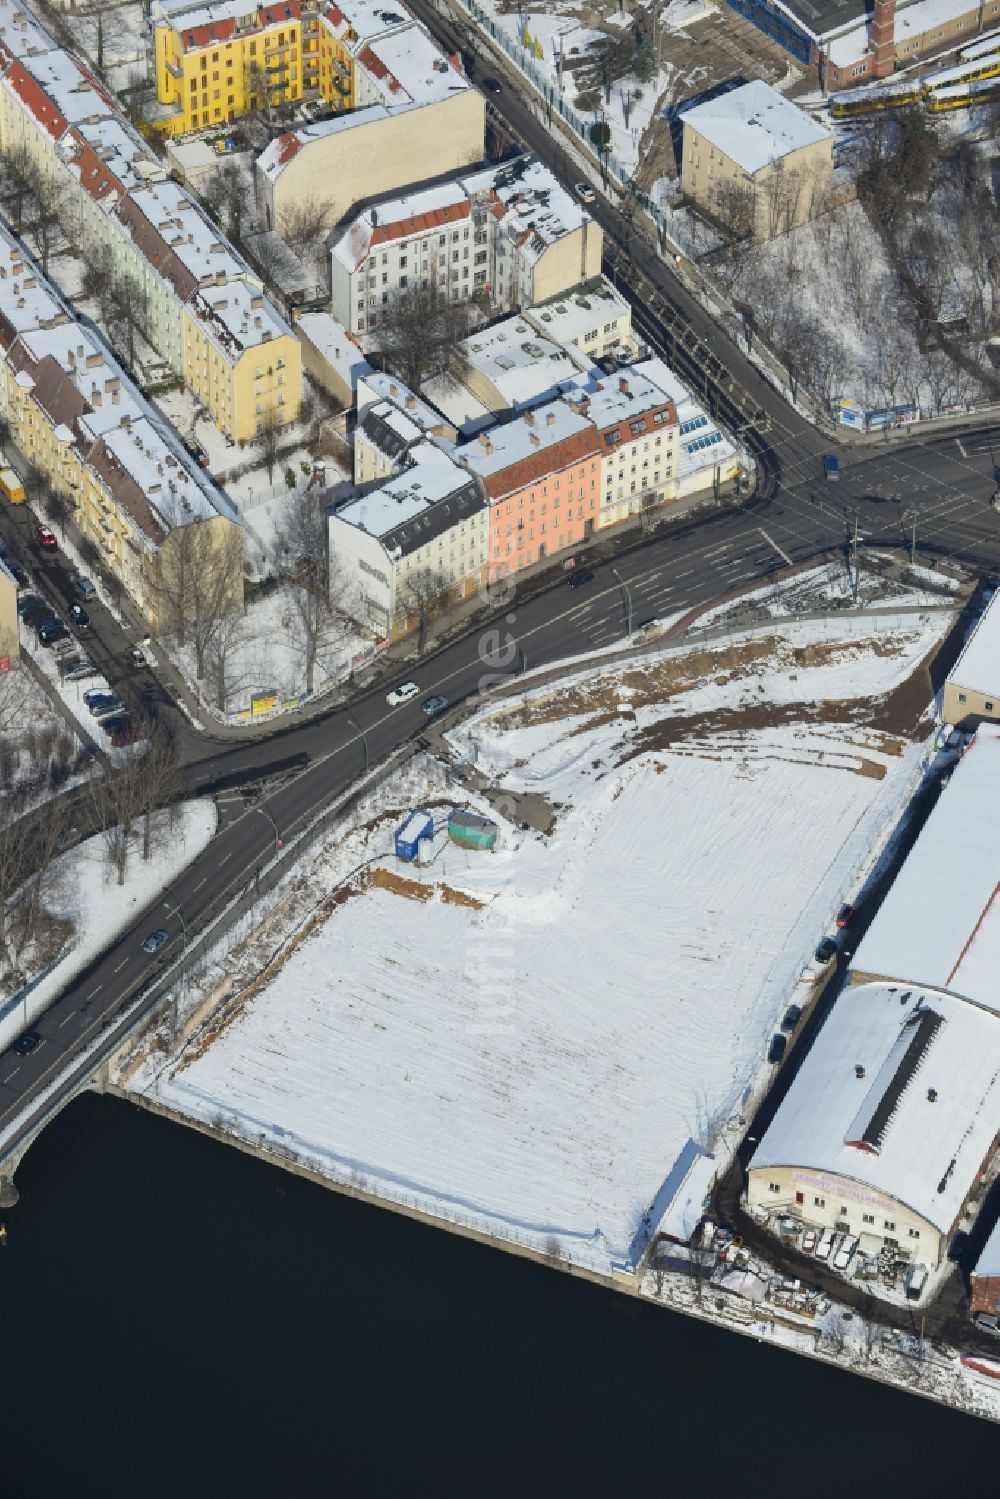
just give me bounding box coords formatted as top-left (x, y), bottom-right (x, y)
top-left (259, 0), bottom-right (301, 24)
top-left (276, 131), bottom-right (300, 164)
top-left (369, 197), bottom-right (468, 248)
top-left (357, 44), bottom-right (401, 90)
top-left (6, 59), bottom-right (66, 139)
top-left (88, 436), bottom-right (166, 545)
top-left (115, 195), bottom-right (199, 304)
top-left (181, 17), bottom-right (237, 50)
top-left (69, 130), bottom-right (121, 204)
top-left (481, 427), bottom-right (601, 502)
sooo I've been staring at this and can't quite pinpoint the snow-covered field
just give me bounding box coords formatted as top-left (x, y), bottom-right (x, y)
top-left (0, 799), bottom-right (217, 1051)
top-left (132, 607), bottom-right (946, 1273)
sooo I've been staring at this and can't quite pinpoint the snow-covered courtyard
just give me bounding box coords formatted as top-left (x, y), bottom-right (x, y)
top-left (129, 596), bottom-right (951, 1274)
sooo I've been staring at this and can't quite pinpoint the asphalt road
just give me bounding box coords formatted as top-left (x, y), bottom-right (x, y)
top-left (5, 56), bottom-right (1000, 1154)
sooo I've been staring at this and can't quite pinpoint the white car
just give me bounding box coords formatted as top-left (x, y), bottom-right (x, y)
top-left (574, 181), bottom-right (596, 204)
top-left (833, 1234), bottom-right (858, 1272)
top-left (815, 1228), bottom-right (835, 1262)
top-left (801, 1228), bottom-right (818, 1255)
top-left (386, 681), bottom-right (419, 707)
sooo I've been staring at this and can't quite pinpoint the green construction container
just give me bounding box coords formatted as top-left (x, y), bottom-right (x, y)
top-left (448, 807), bottom-right (498, 851)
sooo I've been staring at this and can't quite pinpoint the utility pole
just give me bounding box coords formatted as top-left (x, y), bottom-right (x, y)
top-left (255, 801), bottom-right (282, 854)
top-left (611, 566), bottom-right (633, 636)
top-left (346, 712), bottom-right (369, 774)
top-left (848, 509), bottom-right (863, 604)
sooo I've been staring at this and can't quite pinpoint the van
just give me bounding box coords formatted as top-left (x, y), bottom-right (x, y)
top-left (815, 1228), bottom-right (835, 1262)
top-left (823, 454), bottom-right (839, 481)
top-left (0, 466), bottom-right (25, 502)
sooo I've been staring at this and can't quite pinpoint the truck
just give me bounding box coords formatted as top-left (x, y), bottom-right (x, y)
top-left (0, 467), bottom-right (25, 503)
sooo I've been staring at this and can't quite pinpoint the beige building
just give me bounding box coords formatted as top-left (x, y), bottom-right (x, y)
top-left (293, 310), bottom-right (372, 409)
top-left (0, 554), bottom-right (17, 671)
top-left (748, 981), bottom-right (1000, 1273)
top-left (680, 80), bottom-right (833, 239)
top-left (524, 279), bottom-right (632, 363)
top-left (353, 372), bottom-right (455, 486)
top-left (256, 89), bottom-right (484, 235)
top-left (562, 370), bottom-right (679, 532)
top-left (328, 443), bottom-right (487, 639)
top-left (942, 590), bottom-right (1000, 726)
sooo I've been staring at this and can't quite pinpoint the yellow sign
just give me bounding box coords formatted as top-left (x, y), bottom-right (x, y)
top-left (251, 692), bottom-right (279, 716)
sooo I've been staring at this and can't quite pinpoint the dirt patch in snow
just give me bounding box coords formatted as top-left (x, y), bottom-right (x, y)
top-left (367, 866), bottom-right (486, 909)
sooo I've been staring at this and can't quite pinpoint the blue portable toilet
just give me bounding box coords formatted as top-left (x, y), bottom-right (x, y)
top-left (394, 809), bottom-right (433, 862)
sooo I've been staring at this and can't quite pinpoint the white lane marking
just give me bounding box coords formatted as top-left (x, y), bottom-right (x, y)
top-left (85, 985), bottom-right (102, 1001)
top-left (219, 851), bottom-right (233, 865)
top-left (757, 527), bottom-right (793, 566)
top-left (59, 1012), bottom-right (75, 1029)
top-left (192, 877), bottom-right (207, 892)
top-left (113, 957), bottom-right (129, 973)
top-left (3, 1067), bottom-right (20, 1083)
top-left (956, 436), bottom-right (969, 459)
top-left (675, 567), bottom-right (694, 578)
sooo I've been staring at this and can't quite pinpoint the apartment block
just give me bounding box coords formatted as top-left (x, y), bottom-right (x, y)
top-left (563, 370), bottom-right (678, 532)
top-left (0, 218), bottom-right (243, 626)
top-left (0, 7), bottom-right (301, 439)
top-left (328, 442), bottom-right (487, 639)
top-left (353, 371), bottom-right (455, 486)
top-left (458, 400), bottom-right (602, 582)
top-left (523, 279), bottom-right (632, 363)
top-left (329, 155), bottom-right (603, 341)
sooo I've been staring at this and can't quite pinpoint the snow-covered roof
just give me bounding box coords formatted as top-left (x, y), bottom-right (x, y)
top-left (0, 0), bottom-right (56, 60)
top-left (319, 0), bottom-right (413, 49)
top-left (330, 179), bottom-right (469, 272)
top-left (359, 22), bottom-right (469, 106)
top-left (334, 445), bottom-right (483, 551)
top-left (295, 310), bottom-right (372, 391)
top-left (751, 981), bottom-right (1000, 1234)
top-left (634, 355), bottom-right (737, 477)
top-left (420, 370), bottom-right (493, 435)
top-left (680, 81), bottom-right (831, 176)
top-left (458, 399), bottom-right (595, 481)
top-left (974, 1215), bottom-right (1000, 1279)
top-left (563, 367), bottom-right (674, 430)
top-left (653, 1143), bottom-right (717, 1243)
top-left (355, 370), bottom-right (446, 432)
top-left (491, 155), bottom-right (591, 266)
top-left (67, 117), bottom-right (166, 197)
top-left (524, 279), bottom-right (630, 349)
top-left (18, 47), bottom-right (113, 128)
top-left (0, 225), bottom-right (68, 334)
top-left (852, 726), bottom-right (1000, 1013)
top-left (455, 316), bottom-right (590, 409)
top-left (947, 590), bottom-right (1000, 698)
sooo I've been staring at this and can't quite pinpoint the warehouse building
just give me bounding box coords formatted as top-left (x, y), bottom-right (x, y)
top-left (748, 980), bottom-right (1000, 1270)
top-left (942, 590), bottom-right (1000, 727)
top-left (851, 725), bottom-right (1000, 1014)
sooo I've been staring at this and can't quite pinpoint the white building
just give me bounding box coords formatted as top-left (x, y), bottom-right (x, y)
top-left (852, 724), bottom-right (1000, 1014)
top-left (562, 368), bottom-right (679, 530)
top-left (328, 443), bottom-right (487, 639)
top-left (447, 315), bottom-right (593, 417)
top-left (748, 980), bottom-right (1000, 1271)
top-left (636, 355), bottom-right (742, 499)
top-left (523, 278), bottom-right (633, 362)
top-left (353, 371), bottom-right (455, 485)
top-left (328, 155), bottom-right (603, 341)
top-left (943, 589), bottom-right (1000, 726)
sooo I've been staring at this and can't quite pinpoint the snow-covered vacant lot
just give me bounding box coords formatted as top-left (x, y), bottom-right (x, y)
top-left (133, 604), bottom-right (949, 1274)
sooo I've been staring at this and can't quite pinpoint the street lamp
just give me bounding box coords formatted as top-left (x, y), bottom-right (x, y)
top-left (345, 711), bottom-right (369, 775)
top-left (254, 802), bottom-right (282, 854)
top-left (163, 898), bottom-right (188, 953)
top-left (611, 566), bottom-right (633, 636)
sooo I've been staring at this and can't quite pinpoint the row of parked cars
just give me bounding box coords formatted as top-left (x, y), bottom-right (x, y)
top-left (801, 1226), bottom-right (858, 1273)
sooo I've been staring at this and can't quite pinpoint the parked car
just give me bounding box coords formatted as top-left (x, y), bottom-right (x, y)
top-left (33, 523), bottom-right (57, 550)
top-left (822, 454), bottom-right (839, 481)
top-left (57, 655), bottom-right (83, 679)
top-left (568, 568), bottom-right (595, 589)
top-left (17, 594), bottom-right (43, 618)
top-left (574, 181), bottom-right (596, 204)
top-left (973, 1313), bottom-right (1000, 1337)
top-left (129, 646), bottom-right (149, 669)
top-left (142, 928), bottom-right (169, 954)
top-left (833, 1234), bottom-right (858, 1272)
top-left (483, 76), bottom-right (502, 93)
top-left (815, 935), bottom-right (838, 963)
top-left (767, 1033), bottom-right (787, 1064)
top-left (836, 903), bottom-right (855, 928)
top-left (62, 659), bottom-right (97, 681)
top-left (781, 1004), bottom-right (802, 1032)
top-left (815, 1228), bottom-right (835, 1262)
top-left (386, 681), bottom-right (419, 706)
top-left (801, 1228), bottom-right (818, 1255)
top-left (52, 637), bottom-right (78, 659)
top-left (83, 687), bottom-right (114, 706)
top-left (68, 602), bottom-right (90, 628)
top-left (38, 622), bottom-right (69, 647)
top-left (71, 574), bottom-right (97, 599)
top-left (12, 1030), bottom-right (41, 1056)
top-left (6, 558), bottom-right (29, 587)
top-left (90, 697), bottom-right (125, 719)
top-left (421, 695), bottom-right (449, 716)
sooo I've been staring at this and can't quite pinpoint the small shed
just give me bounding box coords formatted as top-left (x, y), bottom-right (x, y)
top-left (448, 807), bottom-right (498, 851)
top-left (394, 810), bottom-right (434, 862)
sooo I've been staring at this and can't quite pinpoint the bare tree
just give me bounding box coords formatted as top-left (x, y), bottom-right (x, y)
top-left (278, 195), bottom-right (331, 264)
top-left (204, 605), bottom-right (255, 711)
top-left (0, 140), bottom-right (40, 233)
top-left (277, 485), bottom-right (355, 692)
top-left (203, 162), bottom-right (248, 246)
top-left (258, 406), bottom-right (283, 485)
top-left (715, 178), bottom-right (755, 244)
top-left (155, 516), bottom-right (244, 680)
top-left (375, 285), bottom-right (472, 392)
top-left (398, 563), bottom-right (450, 655)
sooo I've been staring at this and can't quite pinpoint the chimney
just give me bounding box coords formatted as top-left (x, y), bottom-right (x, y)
top-left (869, 0), bottom-right (896, 80)
top-left (927, 1088), bottom-right (938, 1102)
top-left (529, 432), bottom-right (540, 446)
top-left (854, 1064), bottom-right (865, 1079)
top-left (524, 411), bottom-right (535, 426)
top-left (478, 431), bottom-right (493, 451)
top-left (618, 376), bottom-right (630, 396)
top-left (546, 410), bottom-right (556, 426)
top-left (389, 383), bottom-right (399, 400)
top-left (405, 395), bottom-right (416, 411)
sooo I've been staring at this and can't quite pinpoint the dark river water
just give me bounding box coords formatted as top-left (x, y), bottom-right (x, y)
top-left (2, 1093), bottom-right (999, 1499)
